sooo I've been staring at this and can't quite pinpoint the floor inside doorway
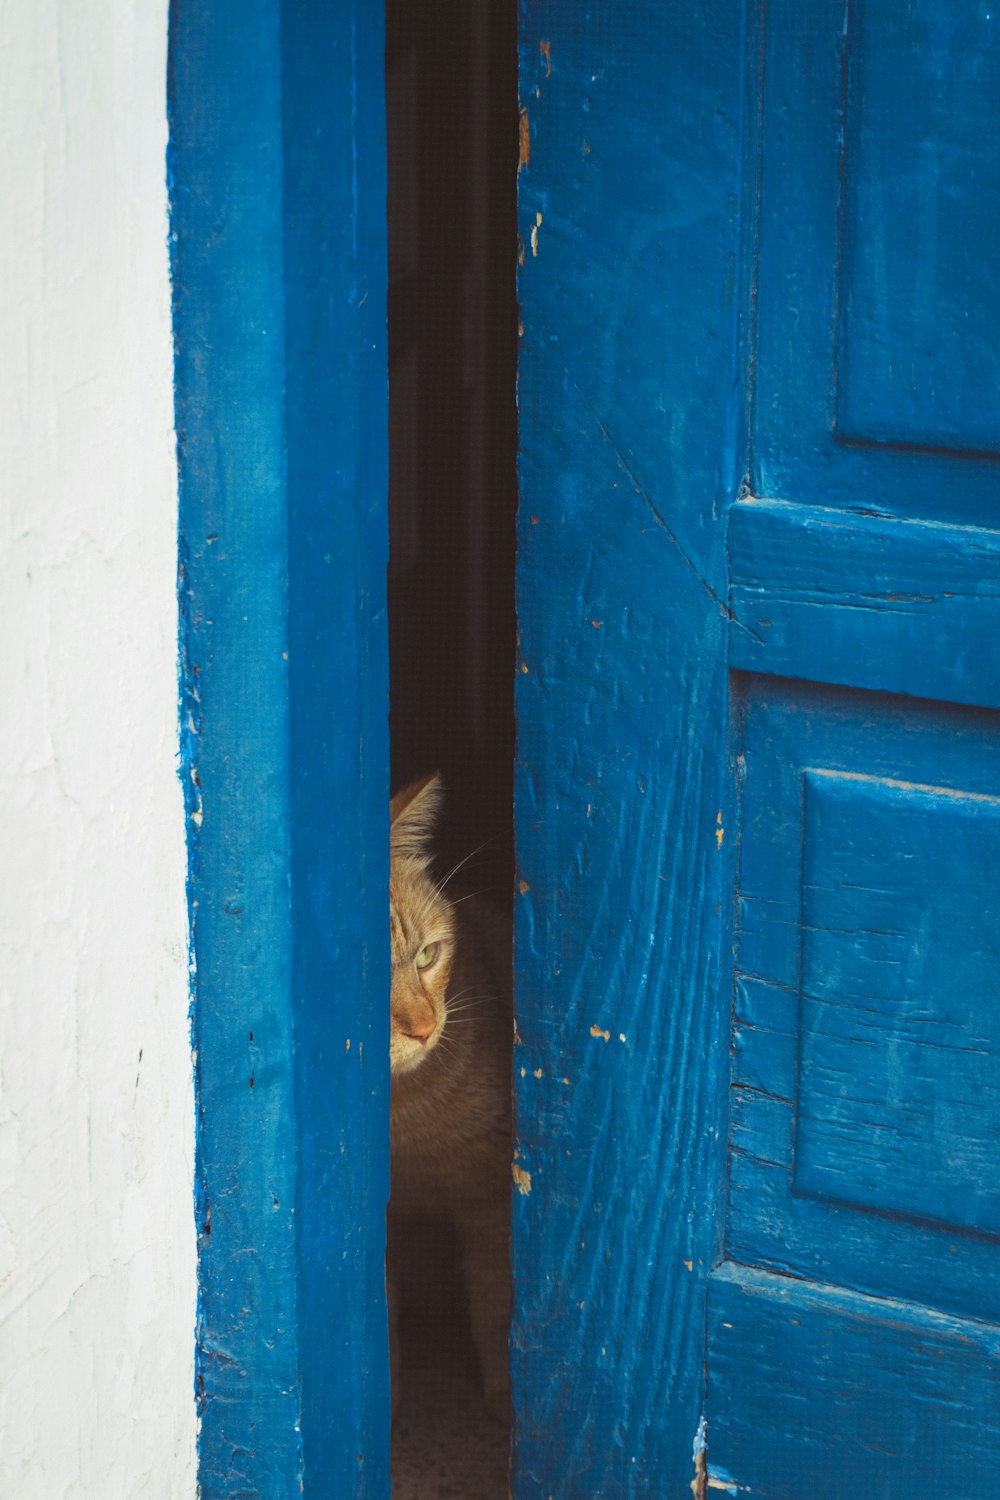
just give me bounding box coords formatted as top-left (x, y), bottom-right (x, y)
top-left (390, 1221), bottom-right (510, 1499)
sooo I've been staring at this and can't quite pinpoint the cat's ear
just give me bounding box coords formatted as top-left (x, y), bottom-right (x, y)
top-left (390, 773), bottom-right (442, 861)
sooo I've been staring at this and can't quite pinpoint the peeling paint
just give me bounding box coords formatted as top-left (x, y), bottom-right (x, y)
top-left (707, 1472), bottom-right (743, 1494)
top-left (518, 106), bottom-right (531, 172)
top-left (531, 211), bottom-right (543, 256)
top-left (691, 1417), bottom-right (707, 1499)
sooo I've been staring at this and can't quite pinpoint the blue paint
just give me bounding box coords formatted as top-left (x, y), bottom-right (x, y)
top-left (710, 0), bottom-right (1000, 1488)
top-left (519, 0), bottom-right (1000, 1493)
top-left (708, 1263), bottom-right (1000, 1500)
top-left (729, 498), bottom-right (1000, 711)
top-left (169, 0), bottom-right (389, 1493)
top-left (515, 2), bottom-right (743, 1492)
top-left (727, 679), bottom-right (1000, 1329)
top-left (752, 0), bottom-right (1000, 527)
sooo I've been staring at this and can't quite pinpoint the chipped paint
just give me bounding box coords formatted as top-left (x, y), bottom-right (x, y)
top-left (514, 2), bottom-right (745, 1490)
top-left (715, 810), bottom-right (724, 849)
top-left (540, 39), bottom-right (552, 76)
top-left (691, 1417), bottom-right (707, 1499)
top-left (513, 1163), bottom-right (533, 1196)
top-left (171, 0), bottom-right (390, 1489)
top-left (519, 105), bottom-right (531, 172)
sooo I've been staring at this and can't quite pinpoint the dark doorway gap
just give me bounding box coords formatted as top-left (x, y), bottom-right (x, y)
top-left (386, 0), bottom-right (518, 902)
top-left (385, 1), bottom-right (518, 1495)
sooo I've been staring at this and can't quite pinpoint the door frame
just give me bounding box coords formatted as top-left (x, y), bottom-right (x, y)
top-left (168, 1), bottom-right (391, 1492)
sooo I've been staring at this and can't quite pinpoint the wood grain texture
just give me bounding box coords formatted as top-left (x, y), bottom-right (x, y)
top-left (169, 1), bottom-right (390, 1493)
top-left (720, 1), bottom-right (1000, 1481)
top-left (752, 0), bottom-right (1000, 528)
top-left (720, 676), bottom-right (1000, 1491)
top-left (706, 1261), bottom-right (1000, 1500)
top-left (514, 3), bottom-right (744, 1492)
top-left (729, 498), bottom-right (1000, 710)
top-left (728, 678), bottom-right (1000, 1325)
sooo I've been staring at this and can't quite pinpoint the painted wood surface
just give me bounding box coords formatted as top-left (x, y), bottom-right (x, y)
top-left (729, 498), bottom-right (1000, 711)
top-left (520, 0), bottom-right (1000, 1493)
top-left (708, 0), bottom-right (1000, 1491)
top-left (515, 4), bottom-right (744, 1493)
top-left (706, 1262), bottom-right (1000, 1500)
top-left (169, 1), bottom-right (390, 1494)
top-left (727, 680), bottom-right (1000, 1323)
top-left (750, 0), bottom-right (1000, 528)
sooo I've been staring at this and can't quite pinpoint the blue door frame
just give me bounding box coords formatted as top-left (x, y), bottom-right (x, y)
top-left (170, 1), bottom-right (1000, 1495)
top-left (169, 1), bottom-right (390, 1492)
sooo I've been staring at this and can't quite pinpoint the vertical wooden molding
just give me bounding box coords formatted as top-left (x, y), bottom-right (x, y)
top-left (169, 0), bottom-right (390, 1492)
top-left (514, 2), bottom-right (743, 1491)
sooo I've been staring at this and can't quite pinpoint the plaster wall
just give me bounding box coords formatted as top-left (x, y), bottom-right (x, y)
top-left (0, 2), bottom-right (196, 1493)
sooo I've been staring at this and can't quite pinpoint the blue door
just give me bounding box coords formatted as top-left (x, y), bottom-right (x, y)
top-left (710, 5), bottom-right (1000, 1494)
top-left (516, 2), bottom-right (1000, 1495)
top-left (169, 1), bottom-right (391, 1493)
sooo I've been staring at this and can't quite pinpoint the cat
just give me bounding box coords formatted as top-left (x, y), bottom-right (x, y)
top-left (387, 773), bottom-right (512, 1423)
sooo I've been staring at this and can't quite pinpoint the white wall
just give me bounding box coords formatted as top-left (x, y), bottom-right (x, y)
top-left (0, 2), bottom-right (196, 1494)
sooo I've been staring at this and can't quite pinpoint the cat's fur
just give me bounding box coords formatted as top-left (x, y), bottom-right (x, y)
top-left (388, 774), bottom-right (512, 1422)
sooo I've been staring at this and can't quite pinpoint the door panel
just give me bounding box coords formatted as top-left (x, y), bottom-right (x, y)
top-left (752, 0), bottom-right (1000, 526)
top-left (711, 0), bottom-right (1000, 1492)
top-left (708, 1262), bottom-right (1000, 1500)
top-left (721, 680), bottom-right (1000, 1326)
top-left (518, 0), bottom-right (999, 1492)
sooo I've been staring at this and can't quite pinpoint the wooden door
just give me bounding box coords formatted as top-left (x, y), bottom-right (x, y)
top-left (169, 1), bottom-right (391, 1493)
top-left (708, 5), bottom-right (1000, 1494)
top-left (515, 2), bottom-right (1000, 1495)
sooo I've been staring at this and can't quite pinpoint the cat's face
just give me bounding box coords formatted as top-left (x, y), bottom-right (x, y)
top-left (389, 775), bottom-right (455, 1078)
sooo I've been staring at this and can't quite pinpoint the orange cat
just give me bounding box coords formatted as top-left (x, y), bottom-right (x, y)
top-left (387, 774), bottom-right (512, 1422)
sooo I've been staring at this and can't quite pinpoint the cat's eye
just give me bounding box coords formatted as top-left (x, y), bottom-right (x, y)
top-left (415, 941), bottom-right (440, 971)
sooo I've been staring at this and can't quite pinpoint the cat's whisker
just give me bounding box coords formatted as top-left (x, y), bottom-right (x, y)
top-left (445, 988), bottom-right (493, 1007)
top-left (449, 887), bottom-right (496, 907)
top-left (435, 837), bottom-right (498, 896)
top-left (389, 777), bottom-right (511, 1421)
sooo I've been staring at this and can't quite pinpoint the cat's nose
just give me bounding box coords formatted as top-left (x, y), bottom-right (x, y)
top-left (402, 1019), bottom-right (435, 1044)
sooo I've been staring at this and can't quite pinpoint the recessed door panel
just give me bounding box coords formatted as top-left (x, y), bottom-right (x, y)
top-left (752, 0), bottom-right (1000, 526)
top-left (835, 7), bottom-right (1000, 454)
top-left (725, 680), bottom-right (1000, 1322)
top-left (709, 681), bottom-right (1000, 1495)
top-left (795, 768), bottom-right (1000, 1239)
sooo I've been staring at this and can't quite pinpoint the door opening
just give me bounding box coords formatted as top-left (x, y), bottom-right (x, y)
top-left (385, 0), bottom-right (518, 1493)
